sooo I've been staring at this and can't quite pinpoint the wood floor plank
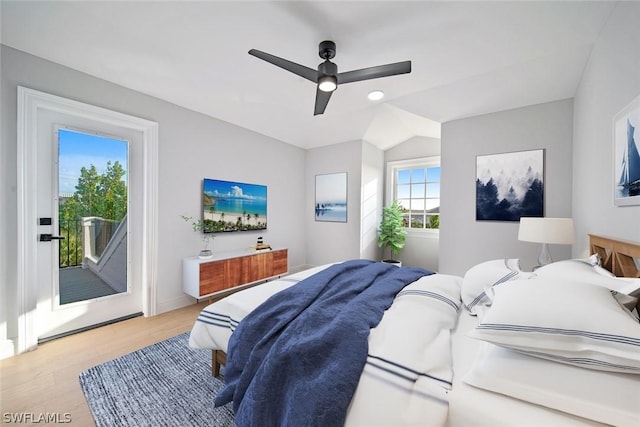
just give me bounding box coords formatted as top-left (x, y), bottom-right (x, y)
top-left (0, 301), bottom-right (207, 426)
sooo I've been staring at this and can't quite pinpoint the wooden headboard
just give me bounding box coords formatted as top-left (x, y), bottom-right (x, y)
top-left (589, 234), bottom-right (640, 279)
top-left (589, 234), bottom-right (640, 312)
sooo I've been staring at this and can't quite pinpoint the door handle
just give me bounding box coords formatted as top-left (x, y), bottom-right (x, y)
top-left (39, 234), bottom-right (66, 242)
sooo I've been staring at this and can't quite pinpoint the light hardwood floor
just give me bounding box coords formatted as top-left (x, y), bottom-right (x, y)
top-left (0, 301), bottom-right (208, 426)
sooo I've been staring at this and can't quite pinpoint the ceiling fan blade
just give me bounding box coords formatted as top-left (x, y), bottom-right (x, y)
top-left (337, 60), bottom-right (411, 85)
top-left (314, 88), bottom-right (333, 116)
top-left (248, 49), bottom-right (317, 83)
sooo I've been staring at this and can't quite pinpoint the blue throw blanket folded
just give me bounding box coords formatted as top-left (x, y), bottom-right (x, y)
top-left (215, 259), bottom-right (432, 427)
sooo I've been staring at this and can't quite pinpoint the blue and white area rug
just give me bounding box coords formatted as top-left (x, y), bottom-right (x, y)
top-left (79, 332), bottom-right (234, 427)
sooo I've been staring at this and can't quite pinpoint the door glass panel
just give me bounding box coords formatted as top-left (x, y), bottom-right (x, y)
top-left (57, 128), bottom-right (128, 305)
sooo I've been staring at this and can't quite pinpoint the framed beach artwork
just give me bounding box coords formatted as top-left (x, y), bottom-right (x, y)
top-left (613, 94), bottom-right (640, 207)
top-left (202, 178), bottom-right (267, 232)
top-left (315, 172), bottom-right (347, 222)
top-left (476, 149), bottom-right (544, 221)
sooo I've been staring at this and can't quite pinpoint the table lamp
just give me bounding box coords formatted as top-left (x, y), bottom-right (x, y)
top-left (518, 217), bottom-right (575, 267)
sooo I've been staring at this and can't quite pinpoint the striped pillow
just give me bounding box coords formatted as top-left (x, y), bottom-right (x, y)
top-left (461, 259), bottom-right (526, 316)
top-left (469, 278), bottom-right (640, 374)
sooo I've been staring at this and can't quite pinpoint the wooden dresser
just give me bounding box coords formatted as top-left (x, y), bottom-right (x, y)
top-left (183, 248), bottom-right (288, 299)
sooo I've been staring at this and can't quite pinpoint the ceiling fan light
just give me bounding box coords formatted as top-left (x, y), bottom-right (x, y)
top-left (318, 75), bottom-right (337, 92)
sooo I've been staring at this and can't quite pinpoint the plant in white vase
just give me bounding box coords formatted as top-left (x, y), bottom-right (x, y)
top-left (181, 215), bottom-right (215, 258)
top-left (377, 201), bottom-right (406, 266)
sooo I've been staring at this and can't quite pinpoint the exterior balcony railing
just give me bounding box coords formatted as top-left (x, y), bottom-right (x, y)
top-left (58, 217), bottom-right (120, 269)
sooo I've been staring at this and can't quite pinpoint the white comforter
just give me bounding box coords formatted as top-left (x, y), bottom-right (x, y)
top-left (189, 264), bottom-right (332, 352)
top-left (189, 264), bottom-right (462, 427)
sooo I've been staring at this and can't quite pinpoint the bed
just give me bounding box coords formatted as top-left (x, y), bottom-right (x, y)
top-left (188, 234), bottom-right (640, 426)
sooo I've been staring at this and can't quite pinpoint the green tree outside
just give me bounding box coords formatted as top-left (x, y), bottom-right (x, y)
top-left (58, 161), bottom-right (127, 267)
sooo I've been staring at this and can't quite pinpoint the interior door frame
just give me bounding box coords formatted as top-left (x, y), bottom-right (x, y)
top-left (16, 86), bottom-right (159, 354)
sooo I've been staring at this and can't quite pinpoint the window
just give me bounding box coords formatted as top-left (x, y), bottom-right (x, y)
top-left (387, 157), bottom-right (440, 231)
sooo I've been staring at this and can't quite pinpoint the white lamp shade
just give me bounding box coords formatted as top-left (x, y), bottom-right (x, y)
top-left (518, 217), bottom-right (575, 245)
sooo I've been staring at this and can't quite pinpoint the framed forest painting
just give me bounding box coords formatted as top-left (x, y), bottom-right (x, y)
top-left (476, 149), bottom-right (544, 221)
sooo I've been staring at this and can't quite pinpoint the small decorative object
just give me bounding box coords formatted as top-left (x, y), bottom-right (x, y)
top-left (255, 236), bottom-right (272, 252)
top-left (378, 201), bottom-right (406, 266)
top-left (181, 215), bottom-right (215, 258)
top-left (315, 172), bottom-right (348, 222)
top-left (613, 93), bottom-right (640, 206)
top-left (476, 149), bottom-right (544, 221)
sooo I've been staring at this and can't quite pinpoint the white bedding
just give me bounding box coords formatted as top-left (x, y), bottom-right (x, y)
top-left (345, 273), bottom-right (461, 427)
top-left (189, 263), bottom-right (462, 426)
top-left (450, 255), bottom-right (640, 427)
top-left (189, 264), bottom-right (332, 352)
top-left (447, 312), bottom-right (610, 427)
top-left (189, 262), bottom-right (639, 426)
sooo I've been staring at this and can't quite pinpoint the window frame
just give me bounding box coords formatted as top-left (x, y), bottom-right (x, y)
top-left (385, 156), bottom-right (441, 237)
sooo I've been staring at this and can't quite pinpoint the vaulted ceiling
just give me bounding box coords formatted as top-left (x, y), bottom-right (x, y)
top-left (0, 1), bottom-right (616, 150)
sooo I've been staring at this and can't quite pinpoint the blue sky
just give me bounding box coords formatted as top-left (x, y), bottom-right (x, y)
top-left (315, 173), bottom-right (347, 203)
top-left (204, 179), bottom-right (267, 200)
top-left (58, 129), bottom-right (128, 195)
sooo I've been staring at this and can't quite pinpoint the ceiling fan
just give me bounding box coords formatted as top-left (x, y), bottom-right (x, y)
top-left (248, 41), bottom-right (412, 116)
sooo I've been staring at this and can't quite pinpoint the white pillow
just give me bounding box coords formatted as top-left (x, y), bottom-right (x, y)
top-left (533, 259), bottom-right (639, 293)
top-left (533, 259), bottom-right (640, 310)
top-left (464, 343), bottom-right (640, 427)
top-left (468, 278), bottom-right (640, 374)
top-left (587, 253), bottom-right (603, 267)
top-left (461, 259), bottom-right (529, 316)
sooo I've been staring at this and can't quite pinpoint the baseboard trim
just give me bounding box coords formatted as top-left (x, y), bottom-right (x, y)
top-left (289, 264), bottom-right (314, 274)
top-left (156, 295), bottom-right (195, 315)
top-left (0, 339), bottom-right (16, 360)
top-left (38, 312), bottom-right (143, 344)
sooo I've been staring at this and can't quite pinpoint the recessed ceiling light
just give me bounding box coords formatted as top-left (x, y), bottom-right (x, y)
top-left (368, 90), bottom-right (385, 101)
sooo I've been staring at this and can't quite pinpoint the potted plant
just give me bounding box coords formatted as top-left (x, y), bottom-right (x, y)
top-left (182, 215), bottom-right (215, 259)
top-left (377, 201), bottom-right (407, 266)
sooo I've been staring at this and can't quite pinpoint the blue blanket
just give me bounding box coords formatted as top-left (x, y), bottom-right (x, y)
top-left (214, 259), bottom-right (432, 427)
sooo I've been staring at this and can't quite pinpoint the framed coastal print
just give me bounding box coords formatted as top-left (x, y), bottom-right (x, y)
top-left (315, 172), bottom-right (347, 222)
top-left (476, 149), bottom-right (544, 221)
top-left (613, 94), bottom-right (640, 206)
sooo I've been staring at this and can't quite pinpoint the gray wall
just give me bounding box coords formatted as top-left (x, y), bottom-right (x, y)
top-left (439, 99), bottom-right (574, 275)
top-left (572, 1), bottom-right (640, 254)
top-left (384, 136), bottom-right (442, 271)
top-left (439, 2), bottom-right (640, 275)
top-left (305, 140), bottom-right (363, 266)
top-left (0, 46), bottom-right (307, 353)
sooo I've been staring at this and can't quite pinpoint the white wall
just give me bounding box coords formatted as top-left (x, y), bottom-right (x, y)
top-left (3, 1), bottom-right (638, 355)
top-left (572, 1), bottom-right (640, 255)
top-left (302, 133), bottom-right (444, 272)
top-left (384, 136), bottom-right (441, 271)
top-left (360, 141), bottom-right (384, 261)
top-left (303, 140), bottom-right (387, 266)
top-left (439, 99), bottom-right (574, 275)
top-left (305, 141), bottom-right (363, 266)
top-left (0, 46), bottom-right (307, 353)
top-left (385, 135), bottom-right (441, 163)
top-left (151, 90), bottom-right (306, 312)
